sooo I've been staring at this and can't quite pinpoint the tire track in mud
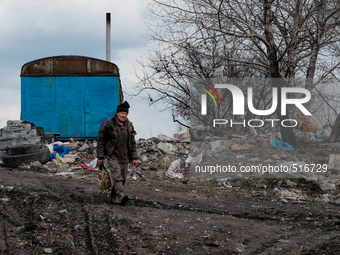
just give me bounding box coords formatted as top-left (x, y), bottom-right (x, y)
top-left (0, 203), bottom-right (20, 226)
top-left (0, 183), bottom-right (99, 254)
top-left (40, 182), bottom-right (125, 255)
top-left (129, 197), bottom-right (309, 223)
top-left (3, 183), bottom-right (338, 231)
top-left (42, 183), bottom-right (95, 255)
top-left (83, 205), bottom-right (99, 255)
top-left (0, 191), bottom-right (28, 254)
top-left (0, 223), bottom-right (9, 254)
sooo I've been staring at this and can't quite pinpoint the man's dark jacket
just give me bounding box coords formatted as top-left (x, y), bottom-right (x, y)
top-left (97, 115), bottom-right (137, 162)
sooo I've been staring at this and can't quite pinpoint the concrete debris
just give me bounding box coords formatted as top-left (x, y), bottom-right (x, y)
top-left (158, 134), bottom-right (177, 142)
top-left (158, 142), bottom-right (178, 154)
top-left (134, 134), bottom-right (191, 177)
top-left (161, 156), bottom-right (172, 169)
top-left (0, 120), bottom-right (44, 161)
top-left (174, 129), bottom-right (190, 142)
top-left (62, 154), bottom-right (78, 164)
top-left (30, 161), bottom-right (42, 169)
top-left (78, 143), bottom-right (89, 152)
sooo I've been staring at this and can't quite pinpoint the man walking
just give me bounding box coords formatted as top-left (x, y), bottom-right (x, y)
top-left (97, 101), bottom-right (137, 206)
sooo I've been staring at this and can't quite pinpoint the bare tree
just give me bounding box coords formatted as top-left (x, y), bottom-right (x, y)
top-left (137, 0), bottom-right (340, 145)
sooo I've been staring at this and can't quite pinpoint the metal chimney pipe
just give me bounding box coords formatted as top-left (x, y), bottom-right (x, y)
top-left (106, 13), bottom-right (111, 62)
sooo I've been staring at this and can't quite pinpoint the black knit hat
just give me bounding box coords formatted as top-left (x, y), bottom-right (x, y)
top-left (117, 101), bottom-right (130, 113)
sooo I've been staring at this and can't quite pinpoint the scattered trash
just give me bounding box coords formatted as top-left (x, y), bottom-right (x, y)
top-left (54, 172), bottom-right (76, 176)
top-left (53, 144), bottom-right (71, 157)
top-left (271, 139), bottom-right (294, 151)
top-left (16, 226), bottom-right (24, 232)
top-left (165, 159), bottom-right (183, 179)
top-left (185, 157), bottom-right (190, 167)
top-left (88, 158), bottom-right (98, 168)
top-left (75, 163), bottom-right (94, 170)
top-left (58, 209), bottom-right (68, 214)
top-left (50, 151), bottom-right (62, 163)
top-left (190, 153), bottom-right (203, 165)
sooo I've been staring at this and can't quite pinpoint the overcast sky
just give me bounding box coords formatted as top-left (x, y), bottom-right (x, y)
top-left (0, 0), bottom-right (177, 139)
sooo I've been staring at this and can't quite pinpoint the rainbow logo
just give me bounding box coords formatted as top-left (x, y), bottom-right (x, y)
top-left (197, 82), bottom-right (222, 107)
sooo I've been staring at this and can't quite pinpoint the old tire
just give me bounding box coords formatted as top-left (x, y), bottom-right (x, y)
top-left (3, 147), bottom-right (51, 168)
top-left (8, 145), bottom-right (41, 155)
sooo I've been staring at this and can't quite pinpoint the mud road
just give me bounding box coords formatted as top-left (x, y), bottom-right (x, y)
top-left (1, 165), bottom-right (340, 255)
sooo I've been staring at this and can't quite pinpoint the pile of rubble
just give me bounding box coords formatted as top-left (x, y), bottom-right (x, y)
top-left (136, 130), bottom-right (190, 179)
top-left (0, 124), bottom-right (191, 180)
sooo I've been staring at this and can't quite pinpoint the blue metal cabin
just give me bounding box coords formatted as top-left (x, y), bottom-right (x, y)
top-left (20, 56), bottom-right (123, 139)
